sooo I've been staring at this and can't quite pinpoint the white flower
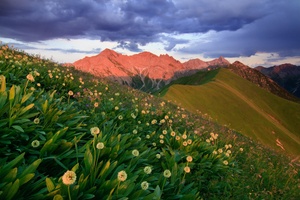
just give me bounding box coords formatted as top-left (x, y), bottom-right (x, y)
top-left (62, 170), bottom-right (76, 185)
top-left (33, 118), bottom-right (40, 124)
top-left (90, 127), bottom-right (100, 136)
top-left (186, 156), bottom-right (193, 162)
top-left (141, 181), bottom-right (149, 190)
top-left (132, 149), bottom-right (139, 157)
top-left (163, 169), bottom-right (171, 178)
top-left (118, 170), bottom-right (127, 182)
top-left (144, 166), bottom-right (152, 174)
top-left (31, 140), bottom-right (40, 148)
top-left (68, 90), bottom-right (74, 96)
top-left (96, 142), bottom-right (105, 149)
top-left (184, 166), bottom-right (191, 173)
top-left (26, 74), bottom-right (35, 82)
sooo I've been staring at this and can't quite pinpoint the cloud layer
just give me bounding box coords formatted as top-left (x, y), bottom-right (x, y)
top-left (0, 0), bottom-right (299, 58)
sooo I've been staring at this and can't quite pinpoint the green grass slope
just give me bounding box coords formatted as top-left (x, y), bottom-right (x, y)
top-left (161, 68), bottom-right (300, 156)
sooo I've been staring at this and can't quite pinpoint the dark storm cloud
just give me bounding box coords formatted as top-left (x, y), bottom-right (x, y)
top-left (177, 0), bottom-right (300, 58)
top-left (0, 0), bottom-right (299, 55)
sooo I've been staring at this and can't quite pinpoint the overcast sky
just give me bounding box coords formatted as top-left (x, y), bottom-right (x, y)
top-left (1, 0), bottom-right (300, 67)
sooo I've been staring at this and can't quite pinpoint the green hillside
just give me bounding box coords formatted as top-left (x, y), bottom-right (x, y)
top-left (0, 45), bottom-right (300, 199)
top-left (160, 68), bottom-right (300, 156)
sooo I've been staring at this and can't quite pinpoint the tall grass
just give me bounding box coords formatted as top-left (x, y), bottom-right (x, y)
top-left (0, 44), bottom-right (299, 199)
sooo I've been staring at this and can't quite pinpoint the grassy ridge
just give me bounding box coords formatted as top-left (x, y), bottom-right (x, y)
top-left (161, 68), bottom-right (300, 156)
top-left (0, 45), bottom-right (300, 199)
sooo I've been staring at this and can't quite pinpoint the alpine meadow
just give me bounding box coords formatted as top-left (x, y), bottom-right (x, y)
top-left (0, 44), bottom-right (300, 200)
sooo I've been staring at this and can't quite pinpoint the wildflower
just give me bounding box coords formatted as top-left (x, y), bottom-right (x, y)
top-left (182, 134), bottom-right (187, 140)
top-left (37, 83), bottom-right (41, 87)
top-left (162, 130), bottom-right (167, 135)
top-left (68, 90), bottom-right (73, 96)
top-left (156, 154), bottom-right (161, 159)
top-left (132, 129), bottom-right (138, 134)
top-left (131, 113), bottom-right (136, 119)
top-left (171, 131), bottom-right (176, 137)
top-left (118, 115), bottom-right (123, 120)
top-left (146, 135), bottom-right (150, 139)
top-left (187, 139), bottom-right (192, 145)
top-left (206, 139), bottom-right (211, 143)
top-left (160, 140), bottom-right (164, 144)
top-left (151, 119), bottom-right (157, 124)
top-left (144, 166), bottom-right (152, 174)
top-left (33, 118), bottom-right (40, 124)
top-left (141, 181), bottom-right (149, 190)
top-left (223, 160), bottom-right (229, 165)
top-left (152, 142), bottom-right (156, 146)
top-left (184, 166), bottom-right (191, 173)
top-left (96, 142), bottom-right (105, 150)
top-left (163, 169), bottom-right (172, 178)
top-left (118, 170), bottom-right (127, 182)
top-left (186, 156), bottom-right (193, 162)
top-left (31, 140), bottom-right (40, 148)
top-left (175, 136), bottom-right (180, 141)
top-left (218, 148), bottom-right (223, 154)
top-left (94, 102), bottom-right (99, 108)
top-left (115, 106), bottom-right (119, 110)
top-left (213, 150), bottom-right (218, 155)
top-left (183, 141), bottom-right (188, 146)
top-left (239, 148), bottom-right (244, 152)
top-left (62, 170), bottom-right (76, 185)
top-left (90, 127), bottom-right (100, 136)
top-left (159, 134), bottom-right (164, 139)
top-left (132, 149), bottom-right (139, 157)
top-left (26, 73), bottom-right (35, 82)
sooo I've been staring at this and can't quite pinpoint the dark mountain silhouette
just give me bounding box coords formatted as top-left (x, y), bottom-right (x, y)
top-left (228, 61), bottom-right (299, 102)
top-left (255, 64), bottom-right (300, 98)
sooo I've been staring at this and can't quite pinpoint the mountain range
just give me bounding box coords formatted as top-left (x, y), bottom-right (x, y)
top-left (255, 64), bottom-right (300, 98)
top-left (70, 49), bottom-right (299, 101)
top-left (71, 49), bottom-right (230, 92)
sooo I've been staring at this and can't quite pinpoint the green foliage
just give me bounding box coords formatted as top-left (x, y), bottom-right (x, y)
top-left (0, 44), bottom-right (299, 199)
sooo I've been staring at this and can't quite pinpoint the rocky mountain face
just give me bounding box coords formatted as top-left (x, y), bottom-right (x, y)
top-left (72, 49), bottom-right (230, 92)
top-left (255, 64), bottom-right (300, 98)
top-left (227, 61), bottom-right (299, 101)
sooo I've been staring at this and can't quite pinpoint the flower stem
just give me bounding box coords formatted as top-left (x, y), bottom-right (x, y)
top-left (68, 185), bottom-right (72, 200)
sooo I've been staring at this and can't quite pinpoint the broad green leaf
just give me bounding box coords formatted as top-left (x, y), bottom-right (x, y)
top-left (9, 85), bottom-right (15, 104)
top-left (71, 163), bottom-right (79, 172)
top-left (0, 91), bottom-right (8, 109)
top-left (19, 159), bottom-right (42, 178)
top-left (3, 168), bottom-right (17, 183)
top-left (6, 179), bottom-right (19, 200)
top-left (12, 125), bottom-right (24, 133)
top-left (19, 173), bottom-right (35, 186)
top-left (21, 92), bottom-right (33, 104)
top-left (0, 75), bottom-right (6, 92)
top-left (40, 139), bottom-right (53, 156)
top-left (18, 103), bottom-right (34, 116)
top-left (53, 194), bottom-right (63, 200)
top-left (0, 153), bottom-right (24, 178)
top-left (46, 177), bottom-right (55, 192)
top-left (84, 146), bottom-right (93, 171)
